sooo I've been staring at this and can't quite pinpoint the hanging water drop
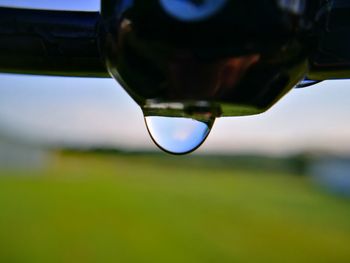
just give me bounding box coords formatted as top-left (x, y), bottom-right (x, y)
top-left (295, 78), bottom-right (322, 88)
top-left (142, 101), bottom-right (220, 155)
top-left (145, 116), bottom-right (214, 155)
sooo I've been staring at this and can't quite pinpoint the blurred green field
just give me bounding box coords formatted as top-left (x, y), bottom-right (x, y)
top-left (0, 152), bottom-right (350, 263)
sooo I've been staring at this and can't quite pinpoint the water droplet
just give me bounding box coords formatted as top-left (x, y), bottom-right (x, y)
top-left (142, 100), bottom-right (220, 154)
top-left (295, 78), bottom-right (322, 88)
top-left (145, 116), bottom-right (214, 155)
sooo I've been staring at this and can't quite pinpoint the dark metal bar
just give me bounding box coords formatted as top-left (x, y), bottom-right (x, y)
top-left (0, 7), bottom-right (109, 77)
top-left (308, 0), bottom-right (350, 80)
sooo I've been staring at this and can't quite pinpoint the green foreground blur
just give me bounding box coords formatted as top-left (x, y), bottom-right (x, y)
top-left (0, 152), bottom-right (349, 263)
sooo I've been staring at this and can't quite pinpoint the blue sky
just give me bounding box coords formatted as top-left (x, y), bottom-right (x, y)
top-left (0, 0), bottom-right (99, 11)
top-left (0, 0), bottom-right (350, 154)
top-left (1, 74), bottom-right (350, 155)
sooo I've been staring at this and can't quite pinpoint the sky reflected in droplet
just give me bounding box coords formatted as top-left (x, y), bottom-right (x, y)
top-left (145, 116), bottom-right (213, 154)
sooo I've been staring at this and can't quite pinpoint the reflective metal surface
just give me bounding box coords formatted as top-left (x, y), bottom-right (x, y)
top-left (308, 0), bottom-right (350, 80)
top-left (103, 0), bottom-right (319, 117)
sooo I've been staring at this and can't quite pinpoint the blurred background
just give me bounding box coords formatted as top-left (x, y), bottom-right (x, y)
top-left (0, 1), bottom-right (350, 263)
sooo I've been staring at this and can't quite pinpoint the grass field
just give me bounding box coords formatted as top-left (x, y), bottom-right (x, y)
top-left (0, 152), bottom-right (349, 263)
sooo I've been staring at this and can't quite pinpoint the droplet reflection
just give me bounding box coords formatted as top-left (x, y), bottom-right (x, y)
top-left (295, 78), bottom-right (322, 88)
top-left (145, 116), bottom-right (214, 155)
